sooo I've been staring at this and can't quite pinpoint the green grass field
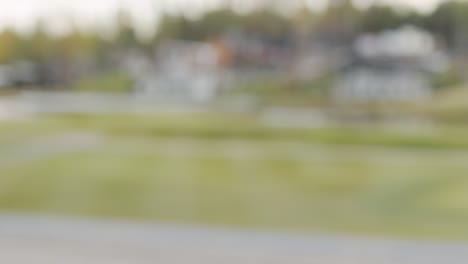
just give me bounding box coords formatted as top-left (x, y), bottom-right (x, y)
top-left (1, 113), bottom-right (468, 240)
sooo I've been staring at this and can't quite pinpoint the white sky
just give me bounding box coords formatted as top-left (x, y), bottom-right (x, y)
top-left (0, 0), bottom-right (446, 37)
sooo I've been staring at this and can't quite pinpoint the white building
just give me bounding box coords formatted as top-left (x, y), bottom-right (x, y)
top-left (334, 64), bottom-right (431, 102)
top-left (135, 40), bottom-right (228, 102)
top-left (334, 25), bottom-right (448, 103)
top-left (354, 25), bottom-right (436, 59)
top-left (0, 65), bottom-right (12, 87)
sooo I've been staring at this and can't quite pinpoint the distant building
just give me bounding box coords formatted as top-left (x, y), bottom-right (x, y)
top-left (222, 31), bottom-right (292, 70)
top-left (334, 60), bottom-right (431, 102)
top-left (334, 25), bottom-right (448, 103)
top-left (134, 40), bottom-right (231, 102)
top-left (293, 43), bottom-right (348, 80)
top-left (0, 61), bottom-right (39, 88)
top-left (354, 25), bottom-right (436, 59)
top-left (0, 65), bottom-right (13, 88)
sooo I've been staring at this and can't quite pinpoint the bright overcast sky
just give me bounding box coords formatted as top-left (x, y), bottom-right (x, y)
top-left (0, 0), bottom-right (446, 37)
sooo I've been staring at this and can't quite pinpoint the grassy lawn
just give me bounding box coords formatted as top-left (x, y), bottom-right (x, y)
top-left (1, 113), bottom-right (468, 240)
top-left (20, 113), bottom-right (468, 149)
top-left (69, 72), bottom-right (133, 93)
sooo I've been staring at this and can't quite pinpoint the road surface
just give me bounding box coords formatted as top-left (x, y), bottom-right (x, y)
top-left (0, 214), bottom-right (468, 264)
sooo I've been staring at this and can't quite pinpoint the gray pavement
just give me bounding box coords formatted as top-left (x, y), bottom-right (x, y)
top-left (0, 214), bottom-right (468, 263)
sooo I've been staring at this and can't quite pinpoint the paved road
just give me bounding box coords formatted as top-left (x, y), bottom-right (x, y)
top-left (0, 215), bottom-right (468, 264)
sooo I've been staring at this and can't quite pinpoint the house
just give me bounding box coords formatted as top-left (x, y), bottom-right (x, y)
top-left (0, 65), bottom-right (13, 88)
top-left (0, 62), bottom-right (39, 88)
top-left (334, 59), bottom-right (431, 102)
top-left (134, 39), bottom-right (231, 102)
top-left (333, 25), bottom-right (448, 103)
top-left (222, 31), bottom-right (293, 70)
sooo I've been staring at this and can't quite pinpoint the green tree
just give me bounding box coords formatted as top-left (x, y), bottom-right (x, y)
top-left (191, 8), bottom-right (241, 39)
top-left (316, 0), bottom-right (361, 40)
top-left (360, 5), bottom-right (403, 33)
top-left (55, 26), bottom-right (102, 60)
top-left (424, 1), bottom-right (468, 50)
top-left (0, 29), bottom-right (21, 63)
top-left (115, 9), bottom-right (139, 47)
top-left (241, 9), bottom-right (291, 39)
top-left (27, 22), bottom-right (53, 60)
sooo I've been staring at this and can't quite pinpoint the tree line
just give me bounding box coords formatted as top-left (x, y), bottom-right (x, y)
top-left (0, 1), bottom-right (467, 64)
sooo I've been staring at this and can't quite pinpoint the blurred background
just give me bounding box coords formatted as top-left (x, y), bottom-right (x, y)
top-left (2, 0), bottom-right (468, 248)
